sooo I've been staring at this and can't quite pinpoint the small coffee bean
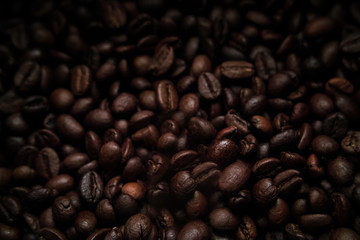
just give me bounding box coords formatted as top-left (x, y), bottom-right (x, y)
top-left (327, 156), bottom-right (354, 185)
top-left (156, 80), bottom-right (179, 112)
top-left (75, 210), bottom-right (97, 236)
top-left (56, 114), bottom-right (84, 141)
top-left (311, 135), bottom-right (339, 156)
top-left (170, 171), bottom-right (196, 199)
top-left (267, 198), bottom-right (290, 226)
top-left (35, 147), bottom-right (60, 180)
top-left (71, 65), bottom-right (91, 96)
top-left (177, 220), bottom-right (210, 240)
top-left (220, 61), bottom-right (255, 79)
top-left (206, 139), bottom-right (239, 165)
top-left (341, 131), bottom-right (360, 156)
top-left (209, 208), bottom-right (239, 231)
top-left (252, 178), bottom-right (278, 206)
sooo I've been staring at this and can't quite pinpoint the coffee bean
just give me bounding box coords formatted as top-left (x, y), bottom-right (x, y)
top-left (326, 77), bottom-right (354, 95)
top-left (209, 207), bottom-right (239, 231)
top-left (99, 141), bottom-right (122, 170)
top-left (252, 158), bottom-right (282, 178)
top-left (340, 32), bottom-right (360, 53)
top-left (14, 61), bottom-right (40, 92)
top-left (323, 112), bottom-right (348, 139)
top-left (37, 227), bottom-right (67, 240)
top-left (267, 198), bottom-right (290, 226)
top-left (79, 171), bottom-right (103, 204)
top-left (331, 193), bottom-right (351, 226)
top-left (304, 17), bottom-right (335, 37)
top-left (156, 80), bottom-right (179, 112)
top-left (75, 210), bottom-right (97, 236)
top-left (298, 214), bottom-right (332, 230)
top-left (35, 147), bottom-right (60, 180)
top-left (84, 109), bottom-right (114, 132)
top-left (341, 131), bottom-right (360, 156)
top-left (191, 162), bottom-right (220, 188)
top-left (206, 139), bottom-right (239, 165)
top-left (330, 228), bottom-right (360, 240)
top-left (252, 178), bottom-right (278, 206)
top-left (170, 171), bottom-right (196, 199)
top-left (188, 117), bottom-right (216, 143)
top-left (56, 114), bottom-right (84, 141)
top-left (225, 109), bottom-right (250, 135)
top-left (218, 160), bottom-right (251, 194)
top-left (191, 55), bottom-right (212, 77)
top-left (46, 174), bottom-right (74, 194)
top-left (177, 220), bottom-right (210, 240)
top-left (71, 65), bottom-right (91, 96)
top-left (327, 156), bottom-right (354, 185)
top-left (197, 72), bottom-right (221, 100)
top-left (150, 43), bottom-right (175, 76)
top-left (311, 135), bottom-right (339, 156)
top-left (220, 61), bottom-right (255, 79)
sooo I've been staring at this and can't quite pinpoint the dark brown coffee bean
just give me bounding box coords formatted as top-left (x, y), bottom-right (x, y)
top-left (251, 115), bottom-right (273, 135)
top-left (35, 147), bottom-right (60, 180)
top-left (114, 193), bottom-right (138, 218)
top-left (327, 156), bottom-right (354, 185)
top-left (206, 139), bottom-right (239, 165)
top-left (171, 150), bottom-right (199, 172)
top-left (52, 196), bottom-right (76, 224)
top-left (341, 32), bottom-right (360, 53)
top-left (309, 93), bottom-right (334, 118)
top-left (85, 131), bottom-right (102, 159)
top-left (311, 135), bottom-right (339, 156)
top-left (124, 213), bottom-right (153, 240)
top-left (84, 109), bottom-right (114, 132)
top-left (209, 207), bottom-right (239, 231)
top-left (99, 141), bottom-right (122, 170)
top-left (131, 125), bottom-right (159, 148)
top-left (188, 117), bottom-right (216, 144)
top-left (334, 93), bottom-right (360, 120)
top-left (252, 178), bottom-right (278, 206)
top-left (268, 73), bottom-right (294, 97)
top-left (191, 55), bottom-right (212, 77)
top-left (267, 198), bottom-right (290, 226)
top-left (225, 109), bottom-right (250, 135)
top-left (285, 223), bottom-right (307, 240)
top-left (341, 131), bottom-right (360, 156)
top-left (156, 80), bottom-right (178, 112)
top-left (170, 171), bottom-right (196, 199)
top-left (14, 61), bottom-right (40, 92)
top-left (298, 214), bottom-right (332, 230)
top-left (218, 160), bottom-right (251, 194)
top-left (71, 65), bottom-right (91, 96)
top-left (270, 129), bottom-right (299, 150)
top-left (274, 169), bottom-right (303, 196)
top-left (304, 17), bottom-right (335, 37)
top-left (325, 77), bottom-right (354, 95)
top-left (297, 123), bottom-right (313, 151)
top-left (37, 227), bottom-right (67, 240)
top-left (308, 187), bottom-right (329, 213)
top-left (149, 44), bottom-right (174, 77)
top-left (252, 158), bottom-right (282, 178)
top-left (323, 112), bottom-right (348, 139)
top-left (179, 93), bottom-right (200, 117)
top-left (280, 152), bottom-right (306, 169)
top-left (177, 220), bottom-right (210, 240)
top-left (75, 210), bottom-right (97, 236)
top-left (22, 95), bottom-right (49, 117)
top-left (129, 110), bottom-right (155, 131)
top-left (0, 195), bottom-right (22, 224)
top-left (242, 94), bottom-right (267, 116)
top-left (330, 227), bottom-right (360, 240)
top-left (46, 174), bottom-right (74, 194)
top-left (56, 114), bottom-right (84, 141)
top-left (197, 72), bottom-right (221, 100)
top-left (79, 171), bottom-right (103, 204)
top-left (185, 191), bottom-right (207, 219)
top-left (111, 93), bottom-right (137, 116)
top-left (191, 162), bottom-right (220, 188)
top-left (34, 129), bottom-right (61, 149)
top-left (331, 193), bottom-right (351, 226)
top-left (220, 61), bottom-right (255, 79)
top-left (254, 51), bottom-right (276, 80)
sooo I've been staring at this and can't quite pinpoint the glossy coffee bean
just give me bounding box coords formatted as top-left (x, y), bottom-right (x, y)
top-left (79, 171), bottom-right (103, 204)
top-left (218, 160), bottom-right (251, 194)
top-left (209, 207), bottom-right (239, 231)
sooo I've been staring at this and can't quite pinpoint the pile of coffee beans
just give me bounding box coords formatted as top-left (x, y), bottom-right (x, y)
top-left (1, 0), bottom-right (360, 239)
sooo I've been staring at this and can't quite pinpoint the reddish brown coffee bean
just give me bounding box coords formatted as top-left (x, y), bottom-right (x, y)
top-left (191, 55), bottom-right (212, 77)
top-left (209, 208), bottom-right (239, 231)
top-left (220, 61), bottom-right (255, 79)
top-left (304, 17), bottom-right (335, 37)
top-left (35, 147), bottom-right (60, 180)
top-left (252, 178), bottom-right (278, 206)
top-left (99, 141), bottom-right (122, 170)
top-left (206, 139), bottom-right (239, 165)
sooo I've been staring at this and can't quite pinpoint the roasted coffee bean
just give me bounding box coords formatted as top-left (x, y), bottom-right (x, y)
top-left (37, 227), bottom-right (67, 240)
top-left (225, 109), bottom-right (250, 135)
top-left (218, 160), bottom-right (251, 194)
top-left (341, 131), bottom-right (360, 156)
top-left (35, 147), bottom-right (60, 180)
top-left (298, 214), bottom-right (332, 230)
top-left (75, 210), bottom-right (97, 236)
top-left (79, 171), bottom-right (103, 204)
top-left (99, 141), bottom-right (122, 170)
top-left (177, 220), bottom-right (210, 240)
top-left (220, 61), bottom-right (255, 79)
top-left (270, 129), bottom-right (299, 150)
top-left (22, 95), bottom-right (49, 117)
top-left (0, 195), bottom-right (22, 224)
top-left (191, 55), bottom-right (212, 77)
top-left (170, 171), bottom-right (196, 199)
top-left (327, 156), bottom-right (354, 185)
top-left (311, 135), bottom-right (339, 156)
top-left (197, 72), bottom-right (221, 100)
top-left (209, 207), bottom-right (239, 231)
top-left (274, 169), bottom-right (303, 196)
top-left (206, 139), bottom-right (239, 165)
top-left (252, 178), bottom-right (278, 206)
top-left (111, 93), bottom-right (137, 116)
top-left (267, 198), bottom-right (290, 226)
top-left (188, 117), bottom-right (216, 143)
top-left (14, 61), bottom-right (40, 92)
top-left (253, 158), bottom-right (282, 178)
top-left (150, 44), bottom-right (175, 76)
top-left (323, 112), bottom-right (348, 139)
top-left (46, 174), bottom-right (74, 194)
top-left (56, 114), bottom-right (84, 141)
top-left (331, 193), bottom-right (351, 226)
top-left (84, 109), bottom-right (114, 132)
top-left (71, 65), bottom-right (91, 96)
top-left (285, 223), bottom-right (307, 240)
top-left (52, 196), bottom-right (76, 224)
top-left (124, 213), bottom-right (153, 240)
top-left (330, 227), bottom-right (360, 240)
top-left (304, 17), bottom-right (335, 37)
top-left (156, 80), bottom-right (178, 112)
top-left (191, 162), bottom-right (220, 188)
top-left (340, 32), bottom-right (360, 54)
